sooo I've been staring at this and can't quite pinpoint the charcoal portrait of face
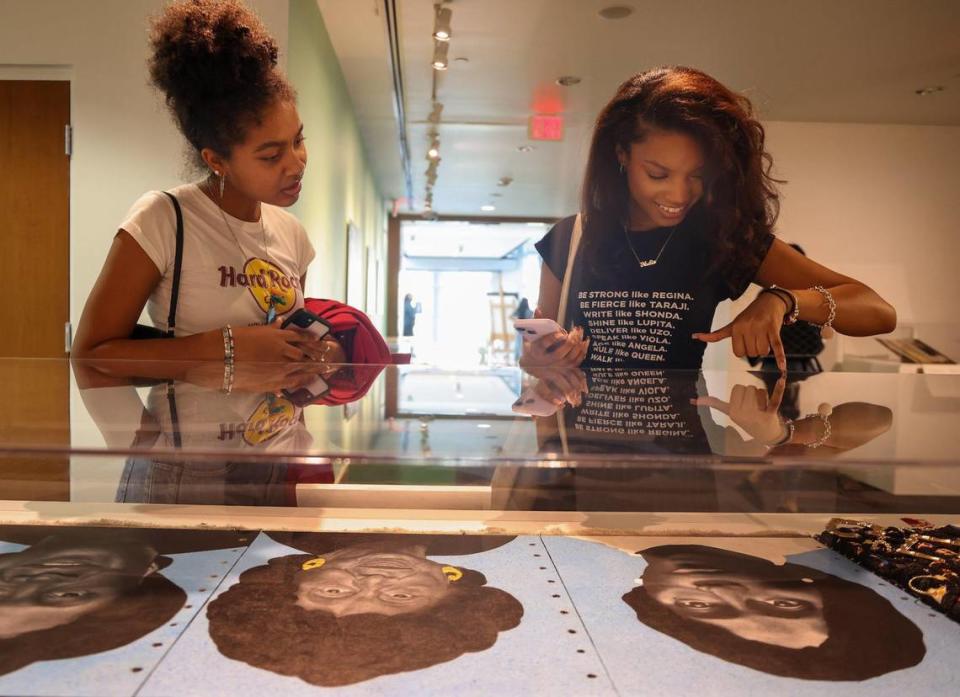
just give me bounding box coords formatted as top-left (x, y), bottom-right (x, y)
top-left (623, 545), bottom-right (925, 681)
top-left (207, 534), bottom-right (523, 686)
top-left (0, 530), bottom-right (185, 676)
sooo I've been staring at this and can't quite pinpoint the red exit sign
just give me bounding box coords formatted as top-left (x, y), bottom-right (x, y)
top-left (529, 114), bottom-right (564, 141)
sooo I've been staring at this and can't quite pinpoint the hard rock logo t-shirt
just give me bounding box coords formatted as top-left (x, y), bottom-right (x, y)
top-left (120, 183), bottom-right (316, 336)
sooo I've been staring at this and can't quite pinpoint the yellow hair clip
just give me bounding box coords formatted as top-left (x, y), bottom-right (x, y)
top-left (301, 557), bottom-right (326, 571)
top-left (442, 565), bottom-right (463, 582)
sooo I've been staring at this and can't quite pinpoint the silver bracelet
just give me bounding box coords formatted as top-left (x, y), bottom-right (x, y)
top-left (810, 285), bottom-right (837, 329)
top-left (805, 412), bottom-right (832, 449)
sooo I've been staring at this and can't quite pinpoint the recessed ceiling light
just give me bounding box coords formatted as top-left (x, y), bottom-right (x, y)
top-left (481, 204), bottom-right (496, 212)
top-left (432, 42), bottom-right (449, 70)
top-left (433, 6), bottom-right (452, 41)
top-left (598, 5), bottom-right (634, 20)
top-left (517, 144), bottom-right (535, 152)
top-left (556, 76), bottom-right (581, 87)
top-left (477, 423), bottom-right (492, 429)
top-left (915, 85), bottom-right (945, 96)
top-left (454, 56), bottom-right (469, 63)
top-left (497, 176), bottom-right (513, 187)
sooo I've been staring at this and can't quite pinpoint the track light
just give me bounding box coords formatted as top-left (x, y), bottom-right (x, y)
top-left (432, 41), bottom-right (449, 70)
top-left (433, 5), bottom-right (452, 42)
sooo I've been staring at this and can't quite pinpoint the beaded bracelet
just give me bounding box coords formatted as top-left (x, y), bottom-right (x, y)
top-left (810, 285), bottom-right (837, 329)
top-left (221, 325), bottom-right (235, 394)
top-left (771, 419), bottom-right (795, 447)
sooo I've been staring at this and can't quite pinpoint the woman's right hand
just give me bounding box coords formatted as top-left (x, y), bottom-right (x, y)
top-left (518, 307), bottom-right (589, 367)
top-left (520, 325), bottom-right (590, 368)
top-left (231, 319), bottom-right (323, 362)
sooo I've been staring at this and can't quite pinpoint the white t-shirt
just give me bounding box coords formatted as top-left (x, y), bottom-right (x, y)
top-left (120, 182), bottom-right (316, 336)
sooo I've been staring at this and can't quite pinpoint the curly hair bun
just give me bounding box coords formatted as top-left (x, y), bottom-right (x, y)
top-left (147, 0), bottom-right (292, 158)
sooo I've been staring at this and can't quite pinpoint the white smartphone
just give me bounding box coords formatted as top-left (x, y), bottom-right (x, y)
top-left (511, 387), bottom-right (560, 417)
top-left (514, 317), bottom-right (564, 342)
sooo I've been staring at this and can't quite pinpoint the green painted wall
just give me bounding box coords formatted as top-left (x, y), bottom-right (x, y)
top-left (287, 0), bottom-right (387, 330)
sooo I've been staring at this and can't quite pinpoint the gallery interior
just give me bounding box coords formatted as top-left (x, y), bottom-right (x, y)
top-left (1, 1), bottom-right (958, 694)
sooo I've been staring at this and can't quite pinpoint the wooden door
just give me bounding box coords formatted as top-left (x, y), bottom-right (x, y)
top-left (0, 80), bottom-right (70, 357)
top-left (0, 359), bottom-right (71, 501)
top-left (0, 81), bottom-right (71, 500)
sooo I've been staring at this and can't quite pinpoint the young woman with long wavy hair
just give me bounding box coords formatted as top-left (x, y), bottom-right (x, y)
top-left (526, 66), bottom-right (895, 372)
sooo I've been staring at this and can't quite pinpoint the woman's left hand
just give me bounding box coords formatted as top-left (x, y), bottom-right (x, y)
top-left (293, 335), bottom-right (346, 364)
top-left (692, 292), bottom-right (788, 371)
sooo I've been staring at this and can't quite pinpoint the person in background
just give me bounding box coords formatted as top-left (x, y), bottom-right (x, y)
top-left (403, 294), bottom-right (422, 337)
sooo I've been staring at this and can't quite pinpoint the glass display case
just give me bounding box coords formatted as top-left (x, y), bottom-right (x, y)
top-left (0, 357), bottom-right (957, 694)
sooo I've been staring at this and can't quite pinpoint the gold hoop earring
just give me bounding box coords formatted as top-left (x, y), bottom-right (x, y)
top-left (442, 565), bottom-right (463, 582)
top-left (301, 557), bottom-right (326, 571)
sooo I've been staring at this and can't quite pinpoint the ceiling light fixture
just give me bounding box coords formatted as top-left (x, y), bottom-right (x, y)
top-left (497, 176), bottom-right (513, 187)
top-left (433, 5), bottom-right (453, 42)
top-left (432, 41), bottom-right (449, 70)
top-left (915, 85), bottom-right (945, 96)
top-left (427, 146), bottom-right (440, 159)
top-left (517, 144), bottom-right (535, 153)
top-left (556, 76), bottom-right (581, 87)
top-left (598, 5), bottom-right (634, 20)
top-left (481, 204), bottom-right (496, 212)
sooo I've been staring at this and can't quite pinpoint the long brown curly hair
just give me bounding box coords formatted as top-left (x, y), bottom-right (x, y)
top-left (207, 553), bottom-right (523, 686)
top-left (581, 66), bottom-right (782, 293)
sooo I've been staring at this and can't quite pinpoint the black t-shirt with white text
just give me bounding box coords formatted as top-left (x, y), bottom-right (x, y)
top-left (535, 208), bottom-right (774, 369)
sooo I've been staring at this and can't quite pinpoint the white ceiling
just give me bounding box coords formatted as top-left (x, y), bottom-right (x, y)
top-left (317, 0), bottom-right (960, 218)
top-left (402, 219), bottom-right (548, 257)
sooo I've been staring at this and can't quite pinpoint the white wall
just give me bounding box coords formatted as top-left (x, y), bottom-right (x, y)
top-left (703, 120), bottom-right (960, 370)
top-left (0, 0), bottom-right (289, 329)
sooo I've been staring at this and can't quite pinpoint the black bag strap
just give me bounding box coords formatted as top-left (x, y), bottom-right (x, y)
top-left (161, 191), bottom-right (184, 337)
top-left (166, 382), bottom-right (183, 449)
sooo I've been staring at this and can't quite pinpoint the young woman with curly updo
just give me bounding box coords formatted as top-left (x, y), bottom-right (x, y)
top-left (525, 67), bottom-right (896, 372)
top-left (74, 0), bottom-right (345, 372)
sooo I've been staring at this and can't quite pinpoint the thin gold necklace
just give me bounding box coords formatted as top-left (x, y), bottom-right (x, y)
top-left (205, 178), bottom-right (271, 263)
top-left (622, 221), bottom-right (679, 269)
top-left (205, 179), bottom-right (283, 321)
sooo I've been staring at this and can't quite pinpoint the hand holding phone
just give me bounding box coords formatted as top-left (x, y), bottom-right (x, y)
top-left (514, 317), bottom-right (564, 342)
top-left (281, 308), bottom-right (331, 340)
